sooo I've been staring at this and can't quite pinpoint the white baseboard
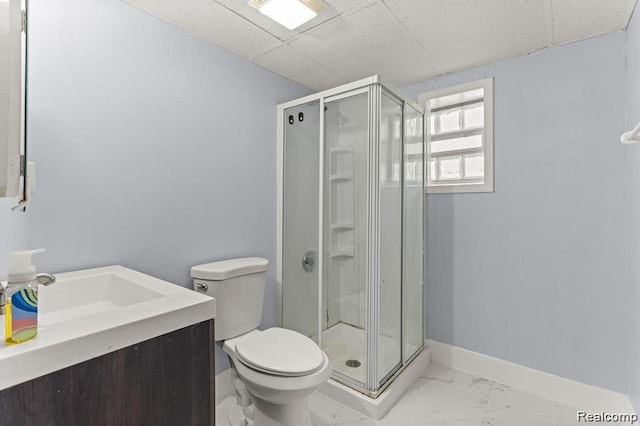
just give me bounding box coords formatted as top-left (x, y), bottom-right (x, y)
top-left (427, 339), bottom-right (635, 414)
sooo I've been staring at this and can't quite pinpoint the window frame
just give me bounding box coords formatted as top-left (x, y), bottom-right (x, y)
top-left (418, 78), bottom-right (494, 194)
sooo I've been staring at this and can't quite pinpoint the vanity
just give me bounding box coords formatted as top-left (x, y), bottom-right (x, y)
top-left (0, 266), bottom-right (216, 425)
top-left (0, 2), bottom-right (217, 423)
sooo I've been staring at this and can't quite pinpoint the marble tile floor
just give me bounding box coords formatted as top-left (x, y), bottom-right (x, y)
top-left (216, 362), bottom-right (625, 425)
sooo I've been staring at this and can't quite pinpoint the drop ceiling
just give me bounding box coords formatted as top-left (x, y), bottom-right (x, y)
top-left (122, 0), bottom-right (637, 91)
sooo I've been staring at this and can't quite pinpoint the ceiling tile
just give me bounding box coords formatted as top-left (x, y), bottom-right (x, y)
top-left (323, 0), bottom-right (376, 14)
top-left (252, 44), bottom-right (345, 90)
top-left (289, 1), bottom-right (440, 87)
top-left (122, 0), bottom-right (281, 58)
top-left (124, 0), bottom-right (638, 90)
top-left (383, 0), bottom-right (548, 76)
top-left (551, 0), bottom-right (636, 44)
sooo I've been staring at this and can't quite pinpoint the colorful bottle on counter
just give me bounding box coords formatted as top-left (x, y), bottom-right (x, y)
top-left (5, 249), bottom-right (44, 345)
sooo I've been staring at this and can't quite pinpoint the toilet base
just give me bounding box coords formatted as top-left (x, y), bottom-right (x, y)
top-left (223, 331), bottom-right (332, 426)
top-left (227, 358), bottom-right (315, 426)
top-left (253, 397), bottom-right (311, 426)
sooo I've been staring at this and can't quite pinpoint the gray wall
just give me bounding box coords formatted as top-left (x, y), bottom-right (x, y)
top-left (403, 31), bottom-right (628, 392)
top-left (0, 0), bottom-right (309, 372)
top-left (626, 3), bottom-right (640, 413)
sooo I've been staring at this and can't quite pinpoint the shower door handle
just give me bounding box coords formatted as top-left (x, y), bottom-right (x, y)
top-left (302, 251), bottom-right (316, 273)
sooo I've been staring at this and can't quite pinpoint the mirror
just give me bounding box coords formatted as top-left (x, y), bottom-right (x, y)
top-left (0, 0), bottom-right (26, 200)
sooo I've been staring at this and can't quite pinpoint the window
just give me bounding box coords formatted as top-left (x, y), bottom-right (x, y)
top-left (418, 78), bottom-right (494, 193)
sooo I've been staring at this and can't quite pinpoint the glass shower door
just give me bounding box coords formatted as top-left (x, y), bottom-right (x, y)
top-left (321, 91), bottom-right (369, 387)
top-left (403, 104), bottom-right (425, 362)
top-left (376, 91), bottom-right (403, 386)
top-left (282, 101), bottom-right (321, 341)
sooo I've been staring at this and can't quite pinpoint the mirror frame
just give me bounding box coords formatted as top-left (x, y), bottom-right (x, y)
top-left (0, 0), bottom-right (26, 201)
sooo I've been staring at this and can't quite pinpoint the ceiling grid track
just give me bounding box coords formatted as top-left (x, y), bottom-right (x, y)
top-left (379, 0), bottom-right (440, 75)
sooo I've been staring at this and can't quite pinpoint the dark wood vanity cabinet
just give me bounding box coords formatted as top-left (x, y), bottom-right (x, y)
top-left (0, 320), bottom-right (215, 426)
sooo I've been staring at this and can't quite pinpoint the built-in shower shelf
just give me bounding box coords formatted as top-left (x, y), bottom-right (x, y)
top-left (330, 174), bottom-right (353, 182)
top-left (330, 248), bottom-right (355, 259)
top-left (339, 122), bottom-right (367, 132)
top-left (331, 223), bottom-right (354, 231)
top-left (330, 147), bottom-right (354, 154)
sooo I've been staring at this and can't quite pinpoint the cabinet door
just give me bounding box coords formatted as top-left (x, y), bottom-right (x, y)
top-left (0, 320), bottom-right (215, 426)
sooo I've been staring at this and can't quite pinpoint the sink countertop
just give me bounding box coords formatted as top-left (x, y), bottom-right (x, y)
top-left (0, 265), bottom-right (216, 390)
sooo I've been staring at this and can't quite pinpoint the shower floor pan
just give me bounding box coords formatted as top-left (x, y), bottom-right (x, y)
top-left (322, 322), bottom-right (418, 385)
top-left (320, 322), bottom-right (430, 420)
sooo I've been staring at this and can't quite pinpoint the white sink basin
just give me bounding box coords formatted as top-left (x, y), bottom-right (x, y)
top-left (0, 265), bottom-right (216, 390)
top-left (39, 271), bottom-right (164, 327)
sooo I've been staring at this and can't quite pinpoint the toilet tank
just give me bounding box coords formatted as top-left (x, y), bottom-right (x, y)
top-left (191, 257), bottom-right (269, 341)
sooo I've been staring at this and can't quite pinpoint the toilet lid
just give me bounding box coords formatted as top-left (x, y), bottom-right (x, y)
top-left (235, 328), bottom-right (324, 377)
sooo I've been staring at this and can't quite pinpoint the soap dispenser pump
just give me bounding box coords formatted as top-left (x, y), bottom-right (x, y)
top-left (5, 249), bottom-right (44, 345)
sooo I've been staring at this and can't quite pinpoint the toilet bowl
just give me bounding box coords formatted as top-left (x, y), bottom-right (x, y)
top-left (224, 328), bottom-right (332, 426)
top-left (191, 257), bottom-right (332, 426)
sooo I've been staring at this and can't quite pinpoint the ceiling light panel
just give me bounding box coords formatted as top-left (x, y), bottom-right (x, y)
top-left (249, 0), bottom-right (321, 30)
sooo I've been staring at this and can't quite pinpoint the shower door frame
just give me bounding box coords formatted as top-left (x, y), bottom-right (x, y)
top-left (276, 75), bottom-right (426, 398)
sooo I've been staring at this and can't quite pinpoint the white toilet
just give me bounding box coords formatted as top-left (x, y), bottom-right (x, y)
top-left (191, 257), bottom-right (332, 426)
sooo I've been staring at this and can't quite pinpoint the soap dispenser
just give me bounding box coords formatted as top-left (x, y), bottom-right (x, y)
top-left (5, 249), bottom-right (44, 345)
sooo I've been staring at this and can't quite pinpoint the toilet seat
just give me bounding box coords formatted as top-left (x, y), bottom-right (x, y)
top-left (235, 327), bottom-right (324, 377)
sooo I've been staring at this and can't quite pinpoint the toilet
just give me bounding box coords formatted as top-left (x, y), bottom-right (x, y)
top-left (191, 257), bottom-right (331, 426)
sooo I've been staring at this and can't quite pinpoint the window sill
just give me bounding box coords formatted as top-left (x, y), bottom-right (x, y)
top-left (427, 182), bottom-right (494, 194)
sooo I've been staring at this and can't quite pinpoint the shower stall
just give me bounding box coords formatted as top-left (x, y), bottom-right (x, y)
top-left (276, 76), bottom-right (425, 399)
